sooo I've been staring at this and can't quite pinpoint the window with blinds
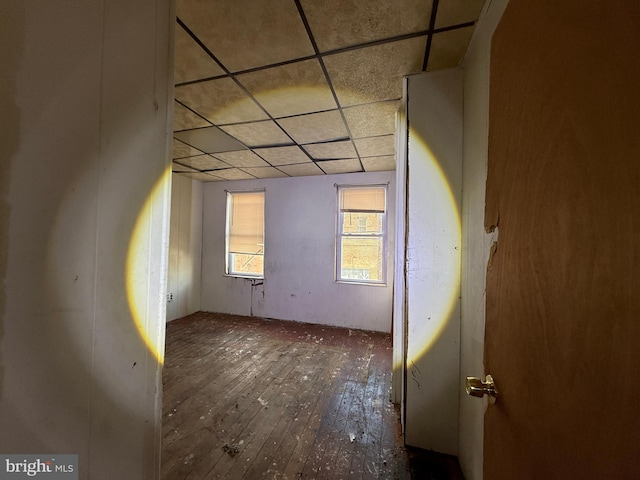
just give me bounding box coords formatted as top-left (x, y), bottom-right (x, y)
top-left (225, 190), bottom-right (265, 277)
top-left (336, 185), bottom-right (387, 284)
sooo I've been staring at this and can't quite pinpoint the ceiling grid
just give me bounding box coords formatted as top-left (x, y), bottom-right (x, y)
top-left (172, 0), bottom-right (486, 181)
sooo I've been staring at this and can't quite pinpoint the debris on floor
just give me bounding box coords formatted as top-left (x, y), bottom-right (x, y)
top-left (222, 443), bottom-right (241, 457)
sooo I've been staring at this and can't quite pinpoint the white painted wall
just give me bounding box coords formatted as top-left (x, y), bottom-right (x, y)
top-left (167, 174), bottom-right (203, 322)
top-left (404, 69), bottom-right (463, 455)
top-left (200, 171), bottom-right (395, 333)
top-left (458, 1), bottom-right (509, 479)
top-left (0, 2), bottom-right (172, 478)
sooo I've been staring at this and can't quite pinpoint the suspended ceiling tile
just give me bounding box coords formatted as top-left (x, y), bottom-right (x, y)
top-left (174, 101), bottom-right (211, 131)
top-left (343, 100), bottom-right (400, 139)
top-left (318, 158), bottom-right (363, 175)
top-left (212, 168), bottom-right (257, 180)
top-left (303, 140), bottom-right (357, 160)
top-left (173, 138), bottom-right (203, 159)
top-left (175, 77), bottom-right (268, 125)
top-left (277, 162), bottom-right (325, 177)
top-left (240, 167), bottom-right (289, 179)
top-left (219, 120), bottom-right (292, 147)
top-left (174, 126), bottom-right (247, 154)
top-left (172, 162), bottom-right (199, 173)
top-left (435, 0), bottom-right (485, 29)
top-left (237, 59), bottom-right (337, 118)
top-left (354, 135), bottom-right (395, 157)
top-left (179, 171), bottom-right (224, 181)
top-left (300, 0), bottom-right (432, 52)
top-left (277, 110), bottom-right (348, 144)
top-left (175, 154), bottom-right (232, 170)
top-left (323, 37), bottom-right (426, 107)
top-left (176, 0), bottom-right (315, 72)
top-left (254, 145), bottom-right (312, 166)
top-left (213, 150), bottom-right (270, 168)
top-left (427, 26), bottom-right (475, 71)
top-left (362, 155), bottom-right (396, 172)
top-left (174, 24), bottom-right (225, 84)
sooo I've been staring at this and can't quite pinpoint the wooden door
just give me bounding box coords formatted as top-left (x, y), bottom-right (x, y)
top-left (484, 1), bottom-right (640, 478)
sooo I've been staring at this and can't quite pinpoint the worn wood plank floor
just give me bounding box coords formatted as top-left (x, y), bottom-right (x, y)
top-left (161, 312), bottom-right (463, 480)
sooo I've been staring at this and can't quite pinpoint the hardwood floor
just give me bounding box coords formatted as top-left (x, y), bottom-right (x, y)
top-left (161, 312), bottom-right (464, 480)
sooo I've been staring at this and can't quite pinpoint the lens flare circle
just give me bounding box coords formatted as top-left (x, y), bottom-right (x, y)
top-left (126, 166), bottom-right (172, 365)
top-left (405, 135), bottom-right (461, 365)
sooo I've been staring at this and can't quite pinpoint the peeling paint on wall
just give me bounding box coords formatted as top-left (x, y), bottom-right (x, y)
top-left (485, 226), bottom-right (499, 273)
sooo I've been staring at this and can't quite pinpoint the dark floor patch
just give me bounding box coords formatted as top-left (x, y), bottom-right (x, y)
top-left (407, 447), bottom-right (465, 479)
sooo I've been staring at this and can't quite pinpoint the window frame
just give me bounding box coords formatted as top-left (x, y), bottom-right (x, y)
top-left (224, 189), bottom-right (265, 279)
top-left (335, 184), bottom-right (388, 285)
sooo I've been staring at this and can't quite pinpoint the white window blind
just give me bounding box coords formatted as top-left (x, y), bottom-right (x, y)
top-left (336, 185), bottom-right (387, 284)
top-left (226, 191), bottom-right (264, 277)
top-left (339, 187), bottom-right (386, 213)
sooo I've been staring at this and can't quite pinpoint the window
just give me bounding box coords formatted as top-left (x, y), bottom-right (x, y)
top-left (336, 185), bottom-right (387, 284)
top-left (225, 190), bottom-right (264, 278)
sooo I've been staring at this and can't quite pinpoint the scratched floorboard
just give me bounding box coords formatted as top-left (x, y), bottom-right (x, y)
top-left (161, 312), bottom-right (464, 480)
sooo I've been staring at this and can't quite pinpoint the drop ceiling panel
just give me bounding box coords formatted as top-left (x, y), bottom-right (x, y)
top-left (300, 0), bottom-right (432, 52)
top-left (354, 135), bottom-right (395, 157)
top-left (343, 100), bottom-right (399, 139)
top-left (213, 168), bottom-right (257, 180)
top-left (323, 36), bottom-right (426, 107)
top-left (213, 150), bottom-right (271, 168)
top-left (318, 158), bottom-right (363, 175)
top-left (181, 171), bottom-right (224, 181)
top-left (174, 26), bottom-right (225, 84)
top-left (175, 77), bottom-right (268, 125)
top-left (173, 138), bottom-right (204, 159)
top-left (240, 167), bottom-right (289, 179)
top-left (219, 120), bottom-right (292, 147)
top-left (174, 101), bottom-right (211, 131)
top-left (277, 163), bottom-right (325, 177)
top-left (254, 146), bottom-right (312, 166)
top-left (174, 126), bottom-right (247, 154)
top-left (175, 154), bottom-right (232, 170)
top-left (362, 155), bottom-right (396, 172)
top-left (172, 163), bottom-right (199, 173)
top-left (277, 110), bottom-right (348, 144)
top-left (255, 145), bottom-right (311, 166)
top-left (435, 0), bottom-right (486, 29)
top-left (427, 27), bottom-right (476, 71)
top-left (237, 59), bottom-right (337, 118)
top-left (176, 0), bottom-right (315, 72)
top-left (303, 140), bottom-right (358, 160)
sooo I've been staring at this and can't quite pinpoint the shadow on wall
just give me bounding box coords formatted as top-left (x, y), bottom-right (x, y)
top-left (0, 5), bottom-right (169, 472)
top-left (0, 2), bottom-right (24, 398)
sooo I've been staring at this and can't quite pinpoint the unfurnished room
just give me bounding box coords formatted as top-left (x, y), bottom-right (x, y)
top-left (2, 1), bottom-right (639, 480)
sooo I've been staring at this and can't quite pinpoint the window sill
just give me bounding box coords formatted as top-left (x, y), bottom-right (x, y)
top-left (335, 280), bottom-right (387, 287)
top-left (225, 274), bottom-right (264, 281)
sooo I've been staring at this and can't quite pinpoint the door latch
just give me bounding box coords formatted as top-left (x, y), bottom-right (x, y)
top-left (465, 374), bottom-right (498, 404)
